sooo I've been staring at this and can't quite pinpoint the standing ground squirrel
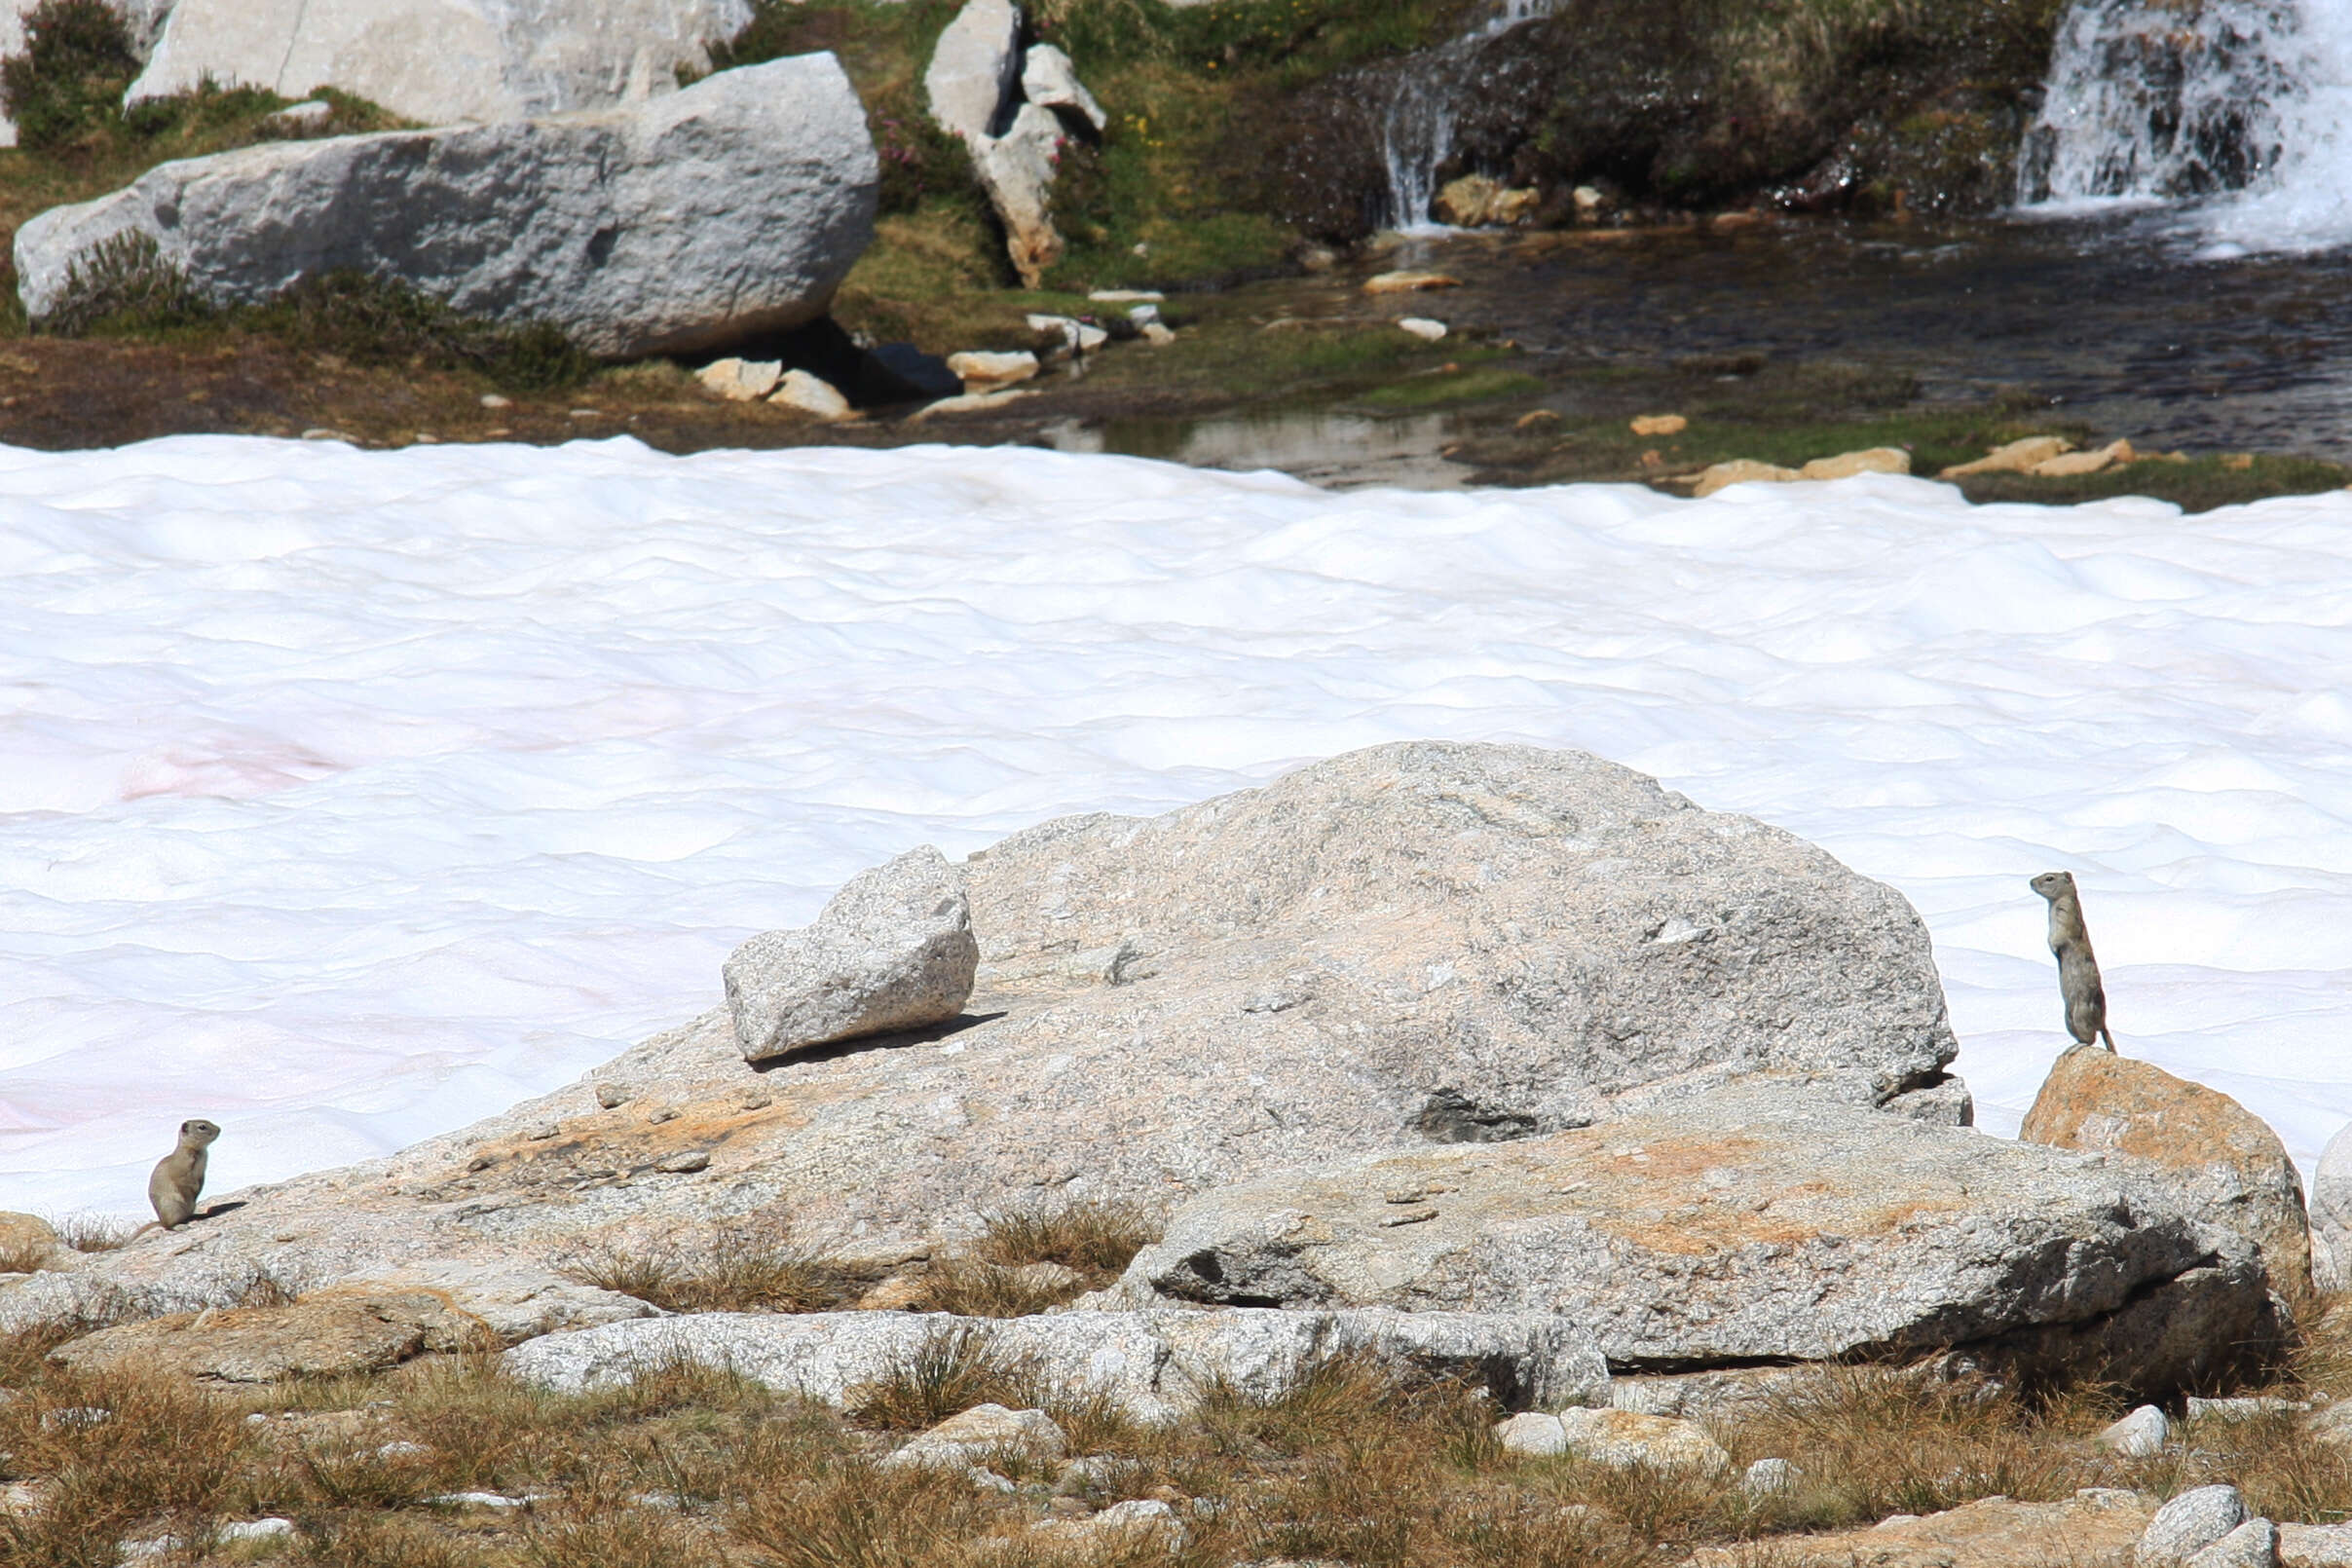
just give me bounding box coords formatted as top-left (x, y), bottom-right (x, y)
top-left (145, 1118), bottom-right (220, 1232)
top-left (2030, 871), bottom-right (2116, 1051)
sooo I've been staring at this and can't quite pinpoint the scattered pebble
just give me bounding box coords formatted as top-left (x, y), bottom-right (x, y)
top-left (1398, 317), bottom-right (1448, 342)
top-left (478, 393), bottom-right (510, 409)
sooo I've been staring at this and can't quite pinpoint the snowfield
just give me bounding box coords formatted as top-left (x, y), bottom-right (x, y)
top-left (3, 434), bottom-right (2348, 1214)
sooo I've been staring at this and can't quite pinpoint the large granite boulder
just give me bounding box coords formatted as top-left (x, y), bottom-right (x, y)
top-left (1108, 1080), bottom-right (2280, 1398)
top-left (124, 0), bottom-right (753, 127)
top-left (16, 53), bottom-right (877, 358)
top-left (0, 743), bottom-right (1961, 1342)
top-left (500, 1306), bottom-right (1610, 1420)
top-left (2020, 1044), bottom-right (2312, 1302)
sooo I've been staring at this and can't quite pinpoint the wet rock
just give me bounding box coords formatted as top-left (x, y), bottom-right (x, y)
top-left (724, 845), bottom-right (978, 1064)
top-left (1110, 1079), bottom-right (2276, 1396)
top-left (907, 388), bottom-right (1039, 421)
top-left (947, 350), bottom-right (1041, 391)
top-left (2142, 1487), bottom-right (2250, 1567)
top-left (2022, 1045), bottom-right (2311, 1300)
top-left (2035, 439), bottom-right (2136, 477)
top-left (501, 1306), bottom-right (1609, 1420)
top-left (699, 358), bottom-right (784, 401)
top-left (2101, 1403), bottom-right (2170, 1457)
top-left (50, 1289), bottom-right (478, 1383)
top-left (17, 56), bottom-right (877, 360)
top-left (1939, 434), bottom-right (2075, 477)
top-left (126, 0), bottom-right (750, 125)
top-left (1435, 174), bottom-right (1538, 227)
top-left (769, 370), bottom-right (854, 423)
top-left (1363, 270), bottom-right (1462, 294)
top-left (1799, 447), bottom-right (1911, 480)
top-left (1694, 458), bottom-right (1800, 497)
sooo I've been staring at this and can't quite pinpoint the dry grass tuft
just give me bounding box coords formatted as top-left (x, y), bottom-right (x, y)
top-left (844, 1322), bottom-right (1034, 1431)
top-left (50, 1212), bottom-right (137, 1253)
top-left (915, 1254), bottom-right (1088, 1318)
top-left (556, 1216), bottom-right (858, 1315)
top-left (520, 1505), bottom-right (714, 1568)
top-left (0, 1360), bottom-right (254, 1564)
top-left (728, 1453), bottom-right (993, 1568)
top-left (973, 1199), bottom-right (1162, 1279)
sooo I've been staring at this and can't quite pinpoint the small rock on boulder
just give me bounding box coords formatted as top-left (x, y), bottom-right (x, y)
top-left (923, 0), bottom-right (1023, 142)
top-left (17, 55), bottom-right (877, 360)
top-left (1436, 174), bottom-right (1539, 227)
top-left (724, 846), bottom-right (978, 1063)
top-left (2021, 1044), bottom-right (2311, 1300)
top-left (1022, 45), bottom-right (1105, 132)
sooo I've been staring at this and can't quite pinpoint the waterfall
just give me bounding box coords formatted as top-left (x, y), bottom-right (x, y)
top-left (2022, 0), bottom-right (2352, 254)
top-left (1374, 0), bottom-right (1552, 230)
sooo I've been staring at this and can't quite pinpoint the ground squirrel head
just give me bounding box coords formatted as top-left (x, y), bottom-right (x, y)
top-left (176, 1118), bottom-right (221, 1149)
top-left (2029, 871), bottom-right (2077, 903)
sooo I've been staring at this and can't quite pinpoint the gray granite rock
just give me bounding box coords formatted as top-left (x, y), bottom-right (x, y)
top-left (882, 1403), bottom-right (1064, 1470)
top-left (1022, 44), bottom-right (1104, 131)
top-left (2187, 1519), bottom-right (2281, 1568)
top-left (724, 846), bottom-right (978, 1063)
top-left (0, 744), bottom-right (1964, 1349)
top-left (16, 54), bottom-right (876, 359)
top-left (499, 1306), bottom-right (1609, 1421)
top-left (1110, 1080), bottom-right (2277, 1395)
top-left (2280, 1521), bottom-right (2352, 1567)
top-left (125, 0), bottom-right (752, 126)
top-left (2141, 1486), bottom-right (2250, 1567)
top-left (923, 0), bottom-right (1021, 141)
top-left (2311, 1120), bottom-right (2352, 1293)
top-left (2100, 1403), bottom-right (2170, 1457)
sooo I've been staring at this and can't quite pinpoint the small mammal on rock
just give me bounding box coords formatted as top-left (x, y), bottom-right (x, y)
top-left (2030, 872), bottom-right (2115, 1051)
top-left (142, 1118), bottom-right (220, 1233)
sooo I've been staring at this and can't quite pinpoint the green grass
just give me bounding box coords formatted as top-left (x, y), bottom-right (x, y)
top-left (1363, 365), bottom-right (1545, 408)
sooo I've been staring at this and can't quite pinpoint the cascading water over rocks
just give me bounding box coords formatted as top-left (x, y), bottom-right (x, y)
top-left (2023, 0), bottom-right (2352, 253)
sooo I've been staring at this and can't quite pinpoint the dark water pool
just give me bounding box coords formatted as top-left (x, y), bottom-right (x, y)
top-left (1059, 212), bottom-right (2352, 482)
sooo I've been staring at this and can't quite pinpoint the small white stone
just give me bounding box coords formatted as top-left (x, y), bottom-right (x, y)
top-left (697, 358), bottom-right (782, 401)
top-left (2099, 1403), bottom-right (2169, 1457)
top-left (770, 369), bottom-right (854, 422)
top-left (1741, 1456), bottom-right (1794, 1496)
top-left (1398, 317), bottom-right (1448, 342)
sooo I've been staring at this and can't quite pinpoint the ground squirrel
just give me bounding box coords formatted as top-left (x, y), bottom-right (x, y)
top-left (2030, 871), bottom-right (2115, 1051)
top-left (144, 1118), bottom-right (220, 1232)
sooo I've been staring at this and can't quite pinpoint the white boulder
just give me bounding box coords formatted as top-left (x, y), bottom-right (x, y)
top-left (126, 0), bottom-right (753, 127)
top-left (1022, 44), bottom-right (1103, 131)
top-left (16, 54), bottom-right (877, 359)
top-left (922, 0), bottom-right (1021, 142)
top-left (723, 846), bottom-right (979, 1063)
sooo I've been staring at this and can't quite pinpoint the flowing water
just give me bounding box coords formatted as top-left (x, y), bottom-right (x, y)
top-left (2023, 0), bottom-right (2352, 256)
top-left (1374, 0), bottom-right (1553, 229)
